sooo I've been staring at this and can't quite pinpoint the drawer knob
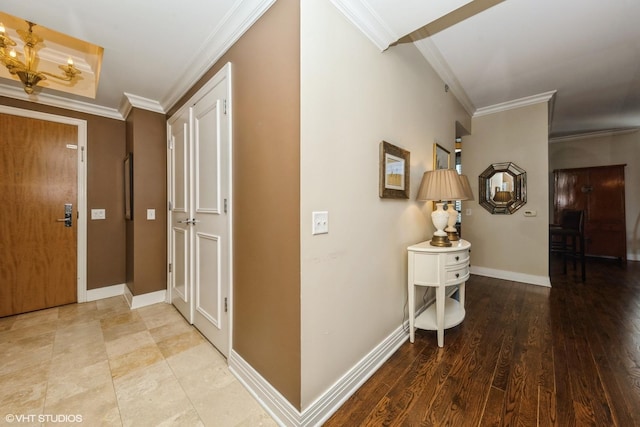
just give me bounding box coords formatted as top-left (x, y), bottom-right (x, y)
top-left (455, 273), bottom-right (460, 278)
top-left (455, 256), bottom-right (459, 261)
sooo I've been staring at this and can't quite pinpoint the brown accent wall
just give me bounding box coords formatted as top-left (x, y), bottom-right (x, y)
top-left (125, 108), bottom-right (167, 296)
top-left (168, 0), bottom-right (301, 408)
top-left (0, 96), bottom-right (126, 290)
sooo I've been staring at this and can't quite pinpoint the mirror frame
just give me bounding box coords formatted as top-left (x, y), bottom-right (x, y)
top-left (479, 162), bottom-right (527, 214)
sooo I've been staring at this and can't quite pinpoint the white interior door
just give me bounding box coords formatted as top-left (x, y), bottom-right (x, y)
top-left (168, 108), bottom-right (192, 322)
top-left (191, 71), bottom-right (231, 356)
top-left (168, 63), bottom-right (232, 357)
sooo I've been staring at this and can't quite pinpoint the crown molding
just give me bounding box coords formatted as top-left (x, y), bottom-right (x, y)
top-left (549, 127), bottom-right (640, 143)
top-left (412, 37), bottom-right (475, 116)
top-left (474, 90), bottom-right (557, 118)
top-left (160, 0), bottom-right (276, 111)
top-left (329, 0), bottom-right (398, 51)
top-left (0, 83), bottom-right (123, 120)
top-left (119, 93), bottom-right (165, 119)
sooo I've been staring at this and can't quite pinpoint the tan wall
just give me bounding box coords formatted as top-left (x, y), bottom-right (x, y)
top-left (463, 102), bottom-right (550, 282)
top-left (125, 108), bottom-right (167, 296)
top-left (168, 0), bottom-right (301, 408)
top-left (300, 0), bottom-right (471, 408)
top-left (0, 96), bottom-right (126, 290)
top-left (549, 131), bottom-right (640, 260)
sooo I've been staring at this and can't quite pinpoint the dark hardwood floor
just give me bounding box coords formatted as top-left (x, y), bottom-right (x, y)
top-left (324, 256), bottom-right (640, 426)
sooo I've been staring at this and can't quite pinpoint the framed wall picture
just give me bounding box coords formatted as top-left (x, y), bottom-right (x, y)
top-left (433, 143), bottom-right (450, 170)
top-left (379, 141), bottom-right (410, 199)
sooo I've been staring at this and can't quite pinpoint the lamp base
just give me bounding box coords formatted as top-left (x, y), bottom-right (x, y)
top-left (447, 230), bottom-right (460, 241)
top-left (430, 234), bottom-right (452, 247)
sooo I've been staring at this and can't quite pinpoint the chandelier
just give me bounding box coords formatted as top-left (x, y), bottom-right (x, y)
top-left (0, 20), bottom-right (80, 94)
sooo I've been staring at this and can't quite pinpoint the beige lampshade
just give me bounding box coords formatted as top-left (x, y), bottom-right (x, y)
top-left (417, 169), bottom-right (468, 202)
top-left (458, 174), bottom-right (475, 201)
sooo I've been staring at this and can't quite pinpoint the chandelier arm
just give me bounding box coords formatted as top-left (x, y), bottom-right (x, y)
top-left (40, 70), bottom-right (75, 81)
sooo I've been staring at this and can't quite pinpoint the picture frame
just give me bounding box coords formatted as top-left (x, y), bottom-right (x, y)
top-left (379, 141), bottom-right (410, 199)
top-left (124, 153), bottom-right (133, 220)
top-left (433, 143), bottom-right (450, 170)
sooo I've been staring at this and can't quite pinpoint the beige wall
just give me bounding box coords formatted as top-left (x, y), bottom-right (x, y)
top-left (300, 0), bottom-right (471, 408)
top-left (463, 102), bottom-right (550, 283)
top-left (169, 0), bottom-right (302, 408)
top-left (125, 108), bottom-right (167, 296)
top-left (549, 131), bottom-right (640, 260)
top-left (0, 96), bottom-right (126, 290)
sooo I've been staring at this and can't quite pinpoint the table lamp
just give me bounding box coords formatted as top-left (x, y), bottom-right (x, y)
top-left (417, 169), bottom-right (468, 247)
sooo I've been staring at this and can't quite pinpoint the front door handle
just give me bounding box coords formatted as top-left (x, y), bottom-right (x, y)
top-left (56, 203), bottom-right (73, 227)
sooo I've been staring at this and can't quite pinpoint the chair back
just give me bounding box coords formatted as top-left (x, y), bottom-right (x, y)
top-left (560, 209), bottom-right (584, 231)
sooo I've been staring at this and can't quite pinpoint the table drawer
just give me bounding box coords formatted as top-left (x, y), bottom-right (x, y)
top-left (445, 265), bottom-right (469, 284)
top-left (445, 251), bottom-right (469, 266)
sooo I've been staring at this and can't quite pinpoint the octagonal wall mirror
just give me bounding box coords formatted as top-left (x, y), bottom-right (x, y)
top-left (479, 162), bottom-right (527, 214)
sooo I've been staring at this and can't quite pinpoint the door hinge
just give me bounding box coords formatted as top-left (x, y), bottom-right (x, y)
top-left (169, 263), bottom-right (172, 273)
top-left (168, 201), bottom-right (172, 211)
top-left (223, 99), bottom-right (227, 115)
top-left (81, 146), bottom-right (85, 162)
top-left (224, 297), bottom-right (228, 313)
top-left (224, 198), bottom-right (228, 214)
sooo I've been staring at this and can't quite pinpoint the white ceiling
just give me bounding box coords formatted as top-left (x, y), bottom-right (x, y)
top-left (332, 0), bottom-right (640, 139)
top-left (2, 0), bottom-right (639, 138)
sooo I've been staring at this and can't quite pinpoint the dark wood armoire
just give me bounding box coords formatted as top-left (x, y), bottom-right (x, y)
top-left (553, 164), bottom-right (626, 261)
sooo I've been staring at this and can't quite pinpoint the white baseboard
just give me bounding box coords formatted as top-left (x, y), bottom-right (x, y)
top-left (471, 266), bottom-right (551, 287)
top-left (229, 351), bottom-right (301, 426)
top-left (229, 323), bottom-right (409, 427)
top-left (627, 253), bottom-right (639, 262)
top-left (86, 283), bottom-right (125, 302)
top-left (123, 285), bottom-right (167, 309)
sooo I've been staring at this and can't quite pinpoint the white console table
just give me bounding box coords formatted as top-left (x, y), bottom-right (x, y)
top-left (407, 239), bottom-right (471, 347)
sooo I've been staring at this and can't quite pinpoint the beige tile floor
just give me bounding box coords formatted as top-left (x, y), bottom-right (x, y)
top-left (0, 296), bottom-right (277, 427)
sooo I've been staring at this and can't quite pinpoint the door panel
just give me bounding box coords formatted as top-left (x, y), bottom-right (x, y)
top-left (585, 166), bottom-right (626, 258)
top-left (195, 232), bottom-right (221, 326)
top-left (553, 169), bottom-right (588, 222)
top-left (0, 113), bottom-right (77, 317)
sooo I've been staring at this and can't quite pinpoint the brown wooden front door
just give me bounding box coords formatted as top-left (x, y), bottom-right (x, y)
top-left (0, 113), bottom-right (78, 317)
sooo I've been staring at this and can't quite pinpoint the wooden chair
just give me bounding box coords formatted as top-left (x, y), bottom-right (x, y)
top-left (549, 209), bottom-right (586, 281)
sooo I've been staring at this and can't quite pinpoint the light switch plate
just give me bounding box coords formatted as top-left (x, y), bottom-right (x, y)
top-left (91, 209), bottom-right (106, 220)
top-left (147, 209), bottom-right (156, 220)
top-left (524, 210), bottom-right (537, 217)
top-left (312, 211), bottom-right (329, 235)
